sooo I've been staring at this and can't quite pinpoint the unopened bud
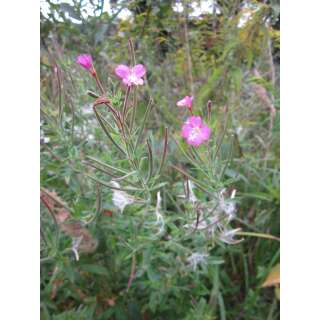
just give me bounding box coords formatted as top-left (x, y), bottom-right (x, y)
top-left (207, 100), bottom-right (212, 121)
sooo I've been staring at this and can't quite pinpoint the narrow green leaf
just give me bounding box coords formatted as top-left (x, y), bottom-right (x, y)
top-left (93, 107), bottom-right (126, 156)
top-left (134, 98), bottom-right (153, 151)
top-left (85, 173), bottom-right (143, 192)
top-left (86, 156), bottom-right (129, 174)
top-left (171, 165), bottom-right (213, 195)
top-left (80, 264), bottom-right (109, 276)
top-left (218, 292), bottom-right (226, 320)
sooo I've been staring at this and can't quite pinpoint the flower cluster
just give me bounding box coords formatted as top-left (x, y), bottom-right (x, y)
top-left (77, 53), bottom-right (211, 147)
top-left (176, 96), bottom-right (211, 146)
top-left (76, 53), bottom-right (211, 147)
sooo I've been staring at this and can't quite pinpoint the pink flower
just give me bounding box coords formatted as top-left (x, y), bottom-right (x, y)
top-left (76, 54), bottom-right (93, 71)
top-left (115, 64), bottom-right (146, 86)
top-left (177, 96), bottom-right (193, 110)
top-left (181, 116), bottom-right (211, 146)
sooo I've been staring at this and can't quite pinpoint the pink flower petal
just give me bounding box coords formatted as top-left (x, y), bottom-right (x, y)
top-left (76, 54), bottom-right (93, 70)
top-left (132, 64), bottom-right (146, 78)
top-left (185, 96), bottom-right (193, 107)
top-left (181, 116), bottom-right (211, 146)
top-left (188, 116), bottom-right (202, 127)
top-left (181, 123), bottom-right (192, 138)
top-left (187, 135), bottom-right (203, 146)
top-left (177, 97), bottom-right (186, 107)
top-left (200, 125), bottom-right (211, 141)
top-left (176, 96), bottom-right (193, 108)
top-left (115, 64), bottom-right (130, 79)
top-left (135, 78), bottom-right (144, 85)
top-left (122, 77), bottom-right (132, 86)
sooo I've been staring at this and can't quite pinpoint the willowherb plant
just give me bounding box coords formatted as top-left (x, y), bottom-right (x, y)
top-left (40, 1), bottom-right (280, 314)
top-left (74, 39), bottom-right (243, 272)
top-left (37, 38), bottom-right (257, 317)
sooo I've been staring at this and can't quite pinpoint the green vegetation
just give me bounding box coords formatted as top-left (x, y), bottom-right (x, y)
top-left (41, 1), bottom-right (280, 319)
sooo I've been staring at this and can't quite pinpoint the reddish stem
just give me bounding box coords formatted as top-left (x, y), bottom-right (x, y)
top-left (91, 67), bottom-right (105, 95)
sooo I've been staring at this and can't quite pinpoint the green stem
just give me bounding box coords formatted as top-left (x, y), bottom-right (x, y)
top-left (237, 231), bottom-right (280, 242)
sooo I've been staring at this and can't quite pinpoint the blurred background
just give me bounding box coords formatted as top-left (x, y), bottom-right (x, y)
top-left (41, 1), bottom-right (280, 319)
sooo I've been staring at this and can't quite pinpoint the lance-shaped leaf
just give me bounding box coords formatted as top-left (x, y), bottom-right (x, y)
top-left (98, 111), bottom-right (118, 134)
top-left (149, 182), bottom-right (168, 191)
top-left (85, 174), bottom-right (143, 192)
top-left (213, 110), bottom-right (230, 162)
top-left (86, 156), bottom-right (129, 175)
top-left (85, 161), bottom-right (140, 188)
top-left (93, 96), bottom-right (124, 132)
top-left (84, 160), bottom-right (119, 178)
top-left (93, 105), bottom-right (126, 156)
top-left (134, 98), bottom-right (153, 151)
top-left (172, 136), bottom-right (211, 180)
top-left (219, 137), bottom-right (234, 180)
top-left (190, 146), bottom-right (207, 168)
top-left (171, 165), bottom-right (213, 195)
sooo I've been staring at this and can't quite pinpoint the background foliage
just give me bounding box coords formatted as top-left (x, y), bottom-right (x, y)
top-left (41, 0), bottom-right (280, 319)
